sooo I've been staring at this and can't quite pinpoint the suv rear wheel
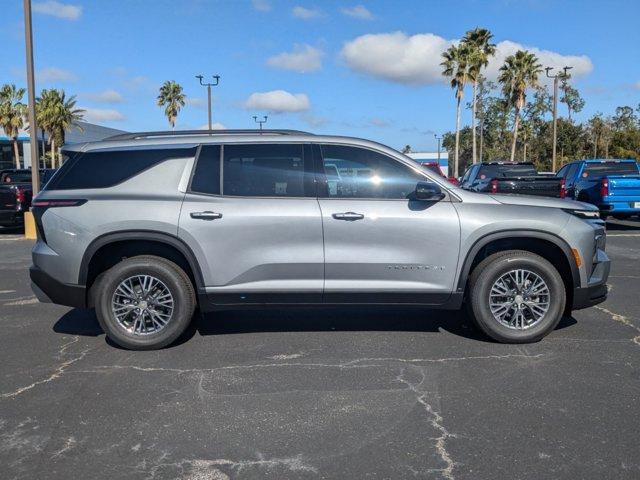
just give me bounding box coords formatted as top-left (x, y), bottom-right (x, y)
top-left (94, 255), bottom-right (196, 350)
top-left (467, 250), bottom-right (566, 343)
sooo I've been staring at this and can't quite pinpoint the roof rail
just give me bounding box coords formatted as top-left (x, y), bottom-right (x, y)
top-left (104, 129), bottom-right (313, 141)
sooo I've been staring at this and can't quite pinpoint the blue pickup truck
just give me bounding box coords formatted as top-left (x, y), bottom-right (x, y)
top-left (556, 159), bottom-right (640, 219)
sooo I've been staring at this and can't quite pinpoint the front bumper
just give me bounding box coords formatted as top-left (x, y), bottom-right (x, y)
top-left (572, 248), bottom-right (610, 310)
top-left (30, 266), bottom-right (86, 308)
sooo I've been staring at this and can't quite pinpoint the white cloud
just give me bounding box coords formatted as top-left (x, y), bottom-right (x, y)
top-left (186, 97), bottom-right (206, 108)
top-left (245, 90), bottom-right (311, 113)
top-left (369, 117), bottom-right (389, 127)
top-left (198, 122), bottom-right (226, 130)
top-left (292, 6), bottom-right (323, 19)
top-left (85, 89), bottom-right (124, 104)
top-left (302, 113), bottom-right (328, 127)
top-left (267, 44), bottom-right (323, 73)
top-left (37, 67), bottom-right (77, 82)
top-left (252, 0), bottom-right (271, 12)
top-left (81, 108), bottom-right (125, 122)
top-left (341, 31), bottom-right (593, 86)
top-left (340, 5), bottom-right (374, 20)
top-left (487, 40), bottom-right (593, 85)
top-left (33, 1), bottom-right (82, 20)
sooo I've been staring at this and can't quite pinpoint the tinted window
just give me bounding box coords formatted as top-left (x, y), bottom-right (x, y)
top-left (190, 145), bottom-right (221, 195)
top-left (583, 162), bottom-right (639, 179)
top-left (321, 145), bottom-right (421, 199)
top-left (478, 163), bottom-right (537, 179)
top-left (556, 165), bottom-right (568, 178)
top-left (222, 144), bottom-right (309, 197)
top-left (46, 147), bottom-right (197, 190)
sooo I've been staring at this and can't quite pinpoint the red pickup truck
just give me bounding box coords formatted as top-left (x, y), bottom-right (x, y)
top-left (0, 169), bottom-right (56, 227)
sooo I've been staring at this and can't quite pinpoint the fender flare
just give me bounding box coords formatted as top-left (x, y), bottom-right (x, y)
top-left (79, 230), bottom-right (205, 290)
top-left (455, 229), bottom-right (580, 292)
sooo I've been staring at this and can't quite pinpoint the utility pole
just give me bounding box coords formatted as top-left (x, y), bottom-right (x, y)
top-left (23, 0), bottom-right (40, 193)
top-left (253, 115), bottom-right (267, 132)
top-left (195, 74), bottom-right (220, 130)
top-left (545, 65), bottom-right (572, 172)
top-left (434, 134), bottom-right (442, 163)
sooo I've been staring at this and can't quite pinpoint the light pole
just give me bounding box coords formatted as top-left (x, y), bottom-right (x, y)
top-left (434, 134), bottom-right (442, 163)
top-left (195, 74), bottom-right (220, 131)
top-left (253, 115), bottom-right (267, 131)
top-left (545, 65), bottom-right (572, 172)
top-left (23, 0), bottom-right (39, 193)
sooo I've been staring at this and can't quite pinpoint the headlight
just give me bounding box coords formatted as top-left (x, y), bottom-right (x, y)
top-left (563, 209), bottom-right (601, 220)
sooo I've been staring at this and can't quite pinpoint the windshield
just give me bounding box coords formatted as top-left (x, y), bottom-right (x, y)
top-left (583, 162), bottom-right (639, 179)
top-left (477, 163), bottom-right (537, 179)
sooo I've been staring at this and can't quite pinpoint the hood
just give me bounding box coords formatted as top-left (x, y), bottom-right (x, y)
top-left (489, 193), bottom-right (597, 211)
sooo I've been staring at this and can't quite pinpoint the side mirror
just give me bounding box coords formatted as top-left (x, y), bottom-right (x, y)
top-left (414, 181), bottom-right (445, 201)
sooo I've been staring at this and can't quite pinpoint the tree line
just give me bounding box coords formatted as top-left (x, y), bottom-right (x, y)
top-left (439, 27), bottom-right (640, 176)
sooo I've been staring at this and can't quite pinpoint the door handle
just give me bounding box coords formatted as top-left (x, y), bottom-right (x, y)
top-left (332, 212), bottom-right (364, 221)
top-left (190, 211), bottom-right (223, 220)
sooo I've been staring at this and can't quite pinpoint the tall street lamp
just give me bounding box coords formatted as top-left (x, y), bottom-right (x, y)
top-left (434, 134), bottom-right (442, 164)
top-left (195, 74), bottom-right (220, 131)
top-left (23, 0), bottom-right (39, 193)
top-left (545, 65), bottom-right (572, 172)
top-left (253, 115), bottom-right (267, 131)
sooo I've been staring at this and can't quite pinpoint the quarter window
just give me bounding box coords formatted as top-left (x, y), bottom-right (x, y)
top-left (190, 145), bottom-right (221, 195)
top-left (45, 147), bottom-right (197, 190)
top-left (222, 144), bottom-right (309, 197)
top-left (320, 145), bottom-right (421, 199)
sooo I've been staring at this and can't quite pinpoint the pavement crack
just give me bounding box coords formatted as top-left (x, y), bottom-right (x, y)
top-left (0, 337), bottom-right (91, 399)
top-left (396, 368), bottom-right (456, 480)
top-left (594, 306), bottom-right (640, 346)
top-left (82, 353), bottom-right (544, 377)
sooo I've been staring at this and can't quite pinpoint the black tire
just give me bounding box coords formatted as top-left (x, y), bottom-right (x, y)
top-left (94, 255), bottom-right (196, 350)
top-left (467, 250), bottom-right (566, 343)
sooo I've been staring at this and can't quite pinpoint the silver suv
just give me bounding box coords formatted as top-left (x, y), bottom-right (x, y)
top-left (30, 130), bottom-right (610, 349)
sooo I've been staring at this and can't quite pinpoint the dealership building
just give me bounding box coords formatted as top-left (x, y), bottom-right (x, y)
top-left (0, 121), bottom-right (125, 170)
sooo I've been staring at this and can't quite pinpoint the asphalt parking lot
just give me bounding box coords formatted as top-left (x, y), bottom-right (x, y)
top-left (1, 221), bottom-right (639, 480)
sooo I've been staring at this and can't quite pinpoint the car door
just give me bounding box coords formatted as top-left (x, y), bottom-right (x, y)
top-left (316, 143), bottom-right (461, 304)
top-left (178, 143), bottom-right (324, 306)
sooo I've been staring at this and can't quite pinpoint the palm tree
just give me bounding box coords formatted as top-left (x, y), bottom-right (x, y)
top-left (36, 89), bottom-right (84, 167)
top-left (498, 50), bottom-right (542, 162)
top-left (157, 81), bottom-right (186, 130)
top-left (441, 43), bottom-right (472, 177)
top-left (461, 28), bottom-right (496, 164)
top-left (0, 84), bottom-right (27, 169)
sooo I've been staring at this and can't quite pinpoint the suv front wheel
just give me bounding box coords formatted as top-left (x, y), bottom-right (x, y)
top-left (94, 255), bottom-right (196, 350)
top-left (467, 250), bottom-right (566, 343)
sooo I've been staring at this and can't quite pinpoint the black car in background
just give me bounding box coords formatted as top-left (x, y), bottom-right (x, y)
top-left (460, 162), bottom-right (566, 198)
top-left (0, 169), bottom-right (56, 227)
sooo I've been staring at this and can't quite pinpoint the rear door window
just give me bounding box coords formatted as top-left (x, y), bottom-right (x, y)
top-left (46, 147), bottom-right (197, 190)
top-left (222, 144), bottom-right (312, 197)
top-left (189, 145), bottom-right (221, 195)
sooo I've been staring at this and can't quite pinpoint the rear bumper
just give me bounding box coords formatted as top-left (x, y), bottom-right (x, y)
top-left (598, 201), bottom-right (640, 213)
top-left (29, 266), bottom-right (86, 308)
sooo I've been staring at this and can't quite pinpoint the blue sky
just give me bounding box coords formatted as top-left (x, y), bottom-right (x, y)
top-left (2, 0), bottom-right (639, 151)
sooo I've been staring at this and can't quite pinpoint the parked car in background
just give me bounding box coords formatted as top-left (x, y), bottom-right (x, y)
top-left (30, 130), bottom-right (609, 350)
top-left (556, 159), bottom-right (640, 219)
top-left (0, 169), bottom-right (56, 227)
top-left (414, 160), bottom-right (459, 185)
top-left (460, 162), bottom-right (566, 197)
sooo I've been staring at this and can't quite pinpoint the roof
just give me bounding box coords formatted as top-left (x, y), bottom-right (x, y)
top-left (580, 158), bottom-right (638, 163)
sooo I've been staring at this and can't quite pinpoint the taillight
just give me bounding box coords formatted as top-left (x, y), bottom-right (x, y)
top-left (32, 199), bottom-right (86, 208)
top-left (490, 179), bottom-right (498, 194)
top-left (559, 178), bottom-right (566, 198)
top-left (600, 179), bottom-right (609, 197)
top-left (15, 188), bottom-right (26, 204)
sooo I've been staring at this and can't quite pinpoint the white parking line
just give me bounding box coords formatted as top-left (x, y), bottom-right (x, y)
top-left (607, 234), bottom-right (640, 237)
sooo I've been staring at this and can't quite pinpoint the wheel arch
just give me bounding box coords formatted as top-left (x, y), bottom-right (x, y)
top-left (457, 230), bottom-right (580, 303)
top-left (80, 231), bottom-right (205, 301)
